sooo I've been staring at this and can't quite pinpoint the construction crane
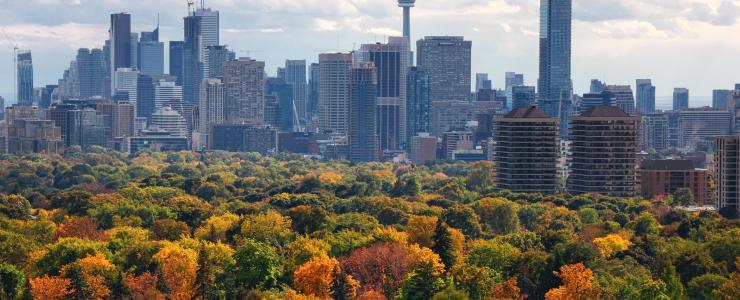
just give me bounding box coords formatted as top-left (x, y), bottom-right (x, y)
top-left (1, 29), bottom-right (19, 104)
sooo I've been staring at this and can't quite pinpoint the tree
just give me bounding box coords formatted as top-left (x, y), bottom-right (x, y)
top-left (54, 216), bottom-right (107, 241)
top-left (451, 263), bottom-right (496, 300)
top-left (240, 210), bottom-right (293, 246)
top-left (488, 278), bottom-right (525, 300)
top-left (672, 188), bottom-right (695, 207)
top-left (466, 161), bottom-right (496, 193)
top-left (401, 262), bottom-right (446, 300)
top-left (687, 273), bottom-right (727, 300)
top-left (154, 244), bottom-right (198, 299)
top-left (286, 236), bottom-right (331, 273)
top-left (341, 242), bottom-right (409, 298)
top-left (289, 206), bottom-right (331, 235)
top-left (406, 216), bottom-right (438, 248)
top-left (0, 264), bottom-right (25, 300)
top-left (50, 190), bottom-right (94, 215)
top-left (442, 205), bottom-right (482, 237)
top-left (515, 250), bottom-right (554, 299)
top-left (632, 213), bottom-right (661, 236)
top-left (0, 194), bottom-right (31, 220)
top-left (544, 263), bottom-right (600, 300)
top-left (29, 275), bottom-right (73, 300)
top-left (475, 198), bottom-right (519, 234)
top-left (151, 219), bottom-right (191, 241)
top-left (194, 244), bottom-right (216, 300)
top-left (593, 234), bottom-right (632, 258)
top-left (293, 256), bottom-right (339, 298)
top-left (432, 220), bottom-right (456, 272)
top-left (125, 272), bottom-right (165, 300)
top-left (229, 239), bottom-right (283, 295)
top-left (466, 240), bottom-right (520, 274)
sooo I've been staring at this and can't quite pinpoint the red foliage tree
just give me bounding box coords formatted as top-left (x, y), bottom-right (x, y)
top-left (341, 242), bottom-right (409, 299)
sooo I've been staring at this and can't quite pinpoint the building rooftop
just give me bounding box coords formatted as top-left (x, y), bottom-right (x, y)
top-left (641, 159), bottom-right (696, 171)
top-left (579, 106), bottom-right (630, 118)
top-left (503, 106), bottom-right (550, 119)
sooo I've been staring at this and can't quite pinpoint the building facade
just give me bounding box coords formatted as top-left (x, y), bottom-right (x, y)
top-left (605, 85), bottom-right (635, 116)
top-left (348, 62), bottom-right (380, 162)
top-left (673, 88), bottom-right (690, 111)
top-left (416, 36), bottom-right (472, 102)
top-left (17, 51), bottom-right (34, 106)
top-left (224, 58), bottom-right (265, 124)
top-left (640, 160), bottom-right (710, 204)
top-left (636, 79), bottom-right (656, 114)
top-left (407, 67), bottom-right (431, 139)
top-left (716, 136), bottom-right (740, 217)
top-left (538, 0), bottom-right (573, 138)
top-left (318, 53), bottom-right (353, 135)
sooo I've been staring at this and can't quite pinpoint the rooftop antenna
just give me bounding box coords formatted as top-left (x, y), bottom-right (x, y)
top-left (186, 0), bottom-right (195, 15)
top-left (1, 29), bottom-right (19, 104)
top-left (200, 0), bottom-right (205, 9)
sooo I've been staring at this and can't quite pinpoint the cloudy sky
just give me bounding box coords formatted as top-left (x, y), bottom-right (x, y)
top-left (1, 0), bottom-right (739, 107)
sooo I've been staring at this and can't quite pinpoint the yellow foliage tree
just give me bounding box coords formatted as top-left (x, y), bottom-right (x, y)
top-left (319, 172), bottom-right (344, 185)
top-left (61, 253), bottom-right (116, 300)
top-left (154, 244), bottom-right (198, 300)
top-left (293, 256), bottom-right (339, 299)
top-left (593, 234), bottom-right (632, 258)
top-left (406, 216), bottom-right (438, 248)
top-left (545, 263), bottom-right (600, 300)
top-left (30, 275), bottom-right (73, 300)
top-left (195, 213), bottom-right (239, 242)
top-left (406, 244), bottom-right (445, 276)
top-left (240, 210), bottom-right (293, 246)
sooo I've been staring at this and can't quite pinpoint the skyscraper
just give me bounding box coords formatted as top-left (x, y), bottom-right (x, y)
top-left (476, 73), bottom-right (492, 91)
top-left (169, 41), bottom-right (185, 86)
top-left (150, 106), bottom-right (188, 137)
top-left (641, 112), bottom-right (669, 150)
top-left (223, 58), bottom-right (265, 124)
top-left (318, 53), bottom-right (353, 135)
top-left (16, 51), bottom-right (34, 106)
top-left (198, 78), bottom-right (225, 148)
top-left (673, 88), bottom-right (689, 110)
top-left (183, 15), bottom-right (202, 102)
top-left (194, 8), bottom-right (219, 52)
top-left (589, 79), bottom-right (605, 93)
top-left (538, 0), bottom-right (573, 138)
top-left (284, 60), bottom-right (308, 122)
top-left (716, 136), bottom-right (740, 217)
top-left (204, 45), bottom-right (230, 78)
top-left (265, 77), bottom-right (295, 131)
top-left (605, 85), bottom-right (635, 116)
top-left (154, 79), bottom-right (183, 112)
top-left (417, 36), bottom-right (472, 102)
top-left (407, 67), bottom-right (431, 139)
top-left (358, 37), bottom-right (410, 150)
top-left (77, 48), bottom-right (106, 98)
top-left (713, 89), bottom-right (733, 110)
top-left (110, 13), bottom-right (132, 94)
top-left (398, 0), bottom-right (415, 38)
top-left (636, 79), bottom-right (656, 114)
top-left (511, 86), bottom-right (536, 109)
top-left (308, 63), bottom-right (320, 118)
top-left (505, 72), bottom-right (524, 108)
top-left (677, 108), bottom-right (732, 150)
top-left (348, 62), bottom-right (380, 163)
top-left (138, 25), bottom-right (164, 77)
top-left (114, 68), bottom-right (139, 114)
top-left (137, 75), bottom-right (155, 122)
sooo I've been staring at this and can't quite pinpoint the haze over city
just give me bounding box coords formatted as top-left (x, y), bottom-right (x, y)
top-left (1, 0), bottom-right (739, 106)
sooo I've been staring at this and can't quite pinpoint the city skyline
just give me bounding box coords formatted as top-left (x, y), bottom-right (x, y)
top-left (1, 0), bottom-right (739, 105)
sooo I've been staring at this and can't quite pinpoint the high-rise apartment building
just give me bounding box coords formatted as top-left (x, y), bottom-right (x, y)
top-left (417, 36), bottom-right (472, 102)
top-left (150, 106), bottom-right (188, 137)
top-left (494, 106), bottom-right (560, 194)
top-left (17, 51), bottom-right (34, 106)
top-left (538, 0), bottom-right (573, 138)
top-left (636, 79), bottom-right (656, 114)
top-left (407, 67), bottom-right (431, 139)
top-left (204, 45), bottom-right (230, 78)
top-left (348, 62), bottom-right (380, 163)
top-left (110, 13), bottom-right (132, 94)
top-left (716, 136), bottom-right (740, 217)
top-left (505, 72), bottom-right (525, 108)
top-left (358, 37), bottom-right (410, 150)
top-left (284, 60), bottom-right (308, 122)
top-left (318, 53), bottom-right (353, 135)
top-left (641, 112), bottom-right (669, 150)
top-left (605, 85), bottom-right (635, 116)
top-left (198, 78), bottom-right (225, 148)
top-left (568, 106), bottom-right (640, 197)
top-left (673, 88), bottom-right (690, 110)
top-left (138, 26), bottom-right (164, 77)
top-left (713, 89), bottom-right (733, 111)
top-left (223, 58), bottom-right (265, 123)
top-left (113, 68), bottom-right (139, 114)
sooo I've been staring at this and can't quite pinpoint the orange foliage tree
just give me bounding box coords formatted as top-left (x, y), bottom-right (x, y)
top-left (125, 272), bottom-right (165, 300)
top-left (341, 242), bottom-right (409, 298)
top-left (544, 263), bottom-right (600, 300)
top-left (293, 256), bottom-right (340, 299)
top-left (30, 275), bottom-right (73, 300)
top-left (54, 216), bottom-right (107, 241)
top-left (154, 244), bottom-right (198, 300)
top-left (489, 278), bottom-right (526, 300)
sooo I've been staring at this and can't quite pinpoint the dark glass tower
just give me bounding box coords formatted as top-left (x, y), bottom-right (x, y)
top-left (77, 48), bottom-right (106, 98)
top-left (407, 67), bottom-right (431, 138)
top-left (537, 0), bottom-right (572, 138)
top-left (16, 51), bottom-right (34, 106)
top-left (349, 62), bottom-right (380, 163)
top-left (636, 79), bottom-right (656, 114)
top-left (169, 41), bottom-right (185, 86)
top-left (110, 13), bottom-right (132, 95)
top-left (183, 15), bottom-right (202, 102)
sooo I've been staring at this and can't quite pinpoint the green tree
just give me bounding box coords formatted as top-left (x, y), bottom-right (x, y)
top-left (194, 244), bottom-right (216, 300)
top-left (289, 206), bottom-right (331, 235)
top-left (466, 161), bottom-right (495, 193)
top-left (672, 188), bottom-right (695, 207)
top-left (632, 213), bottom-right (661, 236)
top-left (401, 262), bottom-right (446, 300)
top-left (0, 264), bottom-right (25, 300)
top-left (432, 220), bottom-right (456, 272)
top-left (442, 205), bottom-right (482, 237)
top-left (466, 240), bottom-right (520, 274)
top-left (228, 239), bottom-right (283, 296)
top-left (687, 274), bottom-right (727, 300)
top-left (0, 195), bottom-right (31, 220)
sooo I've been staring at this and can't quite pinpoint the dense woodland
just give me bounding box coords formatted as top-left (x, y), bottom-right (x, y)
top-left (0, 147), bottom-right (737, 300)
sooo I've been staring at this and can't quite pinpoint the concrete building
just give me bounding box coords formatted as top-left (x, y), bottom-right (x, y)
top-left (198, 78), bottom-right (225, 147)
top-left (97, 100), bottom-right (135, 139)
top-left (642, 112), bottom-right (669, 150)
top-left (154, 79), bottom-right (182, 112)
top-left (417, 36), bottom-right (472, 102)
top-left (538, 0), bottom-right (573, 138)
top-left (6, 119), bottom-right (64, 154)
top-left (150, 106), bottom-right (188, 138)
top-left (318, 53), bottom-right (353, 135)
top-left (224, 58), bottom-right (265, 123)
top-left (211, 123), bottom-right (277, 154)
top-left (605, 85), bottom-right (635, 116)
top-left (431, 100), bottom-right (497, 137)
top-left (494, 106), bottom-right (560, 194)
top-left (129, 130), bottom-right (188, 153)
top-left (640, 160), bottom-right (710, 204)
top-left (636, 79), bottom-right (656, 114)
top-left (76, 48), bottom-right (106, 98)
top-left (716, 136), bottom-right (740, 217)
top-left (677, 108), bottom-right (732, 150)
top-left (348, 62), bottom-right (380, 163)
top-left (410, 133), bottom-right (437, 165)
top-left (568, 106), bottom-right (640, 197)
top-left (673, 88), bottom-right (690, 110)
top-left (442, 131), bottom-right (474, 160)
top-left (113, 68), bottom-right (139, 115)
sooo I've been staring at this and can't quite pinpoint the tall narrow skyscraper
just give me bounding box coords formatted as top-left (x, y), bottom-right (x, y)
top-left (138, 25), bottom-right (164, 77)
top-left (538, 0), bottom-right (573, 138)
top-left (77, 48), bottom-right (106, 98)
top-left (16, 51), bottom-right (34, 106)
top-left (407, 67), bottom-right (431, 139)
top-left (636, 79), bottom-right (656, 114)
top-left (183, 15), bottom-right (202, 102)
top-left (505, 72), bottom-right (524, 108)
top-left (349, 62), bottom-right (380, 163)
top-left (318, 53), bottom-right (353, 135)
top-left (223, 58), bottom-right (265, 124)
top-left (110, 13), bottom-right (132, 95)
top-left (308, 63), bottom-right (320, 118)
top-left (284, 60), bottom-right (308, 122)
top-left (169, 41), bottom-right (185, 86)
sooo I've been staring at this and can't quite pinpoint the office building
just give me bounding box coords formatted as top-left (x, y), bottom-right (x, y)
top-left (348, 62), bottom-right (380, 162)
top-left (511, 86), bottom-right (536, 109)
top-left (154, 78), bottom-right (182, 112)
top-left (538, 0), bottom-right (573, 138)
top-left (431, 100), bottom-right (497, 137)
top-left (579, 91), bottom-right (616, 114)
top-left (494, 106), bottom-right (560, 194)
top-left (210, 124), bottom-right (277, 154)
top-left (417, 36), bottom-right (472, 102)
top-left (169, 41), bottom-right (185, 86)
top-left (505, 72), bottom-right (525, 108)
top-left (640, 160), bottom-right (710, 204)
top-left (137, 75), bottom-right (155, 122)
top-left (358, 37), bottom-right (410, 150)
top-left (641, 112), bottom-right (669, 150)
top-left (150, 106), bottom-right (188, 137)
top-left (205, 45), bottom-right (230, 78)
top-left (284, 60), bottom-right (309, 121)
top-left (129, 130), bottom-right (189, 153)
top-left (110, 13), bottom-right (132, 94)
top-left (197, 78), bottom-right (225, 148)
top-left (138, 26), bottom-right (164, 77)
top-left (97, 100), bottom-right (135, 139)
top-left (713, 89), bottom-right (733, 111)
top-left (114, 68), bottom-right (139, 114)
top-left (677, 108), bottom-right (732, 150)
top-left (476, 73), bottom-right (492, 91)
top-left (224, 58), bottom-right (265, 123)
top-left (409, 133), bottom-right (437, 165)
top-left (183, 15), bottom-right (202, 102)
top-left (636, 79), bottom-right (656, 114)
top-left (265, 77), bottom-right (295, 131)
top-left (568, 106), bottom-right (640, 197)
top-left (77, 48), bottom-right (106, 98)
top-left (442, 131), bottom-right (474, 159)
top-left (308, 63), bottom-right (320, 118)
top-left (673, 88), bottom-right (690, 110)
top-left (318, 53), bottom-right (353, 135)
top-left (605, 85), bottom-right (635, 116)
top-left (194, 8), bottom-right (219, 50)
top-left (407, 67), bottom-right (432, 139)
top-left (590, 79), bottom-right (605, 93)
top-left (17, 51), bottom-right (34, 106)
top-left (716, 136), bottom-right (740, 217)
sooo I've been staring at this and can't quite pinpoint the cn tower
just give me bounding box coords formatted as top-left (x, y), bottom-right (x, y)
top-left (398, 0), bottom-right (415, 38)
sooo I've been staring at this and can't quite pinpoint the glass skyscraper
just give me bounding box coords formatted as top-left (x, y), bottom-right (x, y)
top-left (17, 50), bottom-right (34, 106)
top-left (538, 0), bottom-right (572, 138)
top-left (636, 79), bottom-right (656, 114)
